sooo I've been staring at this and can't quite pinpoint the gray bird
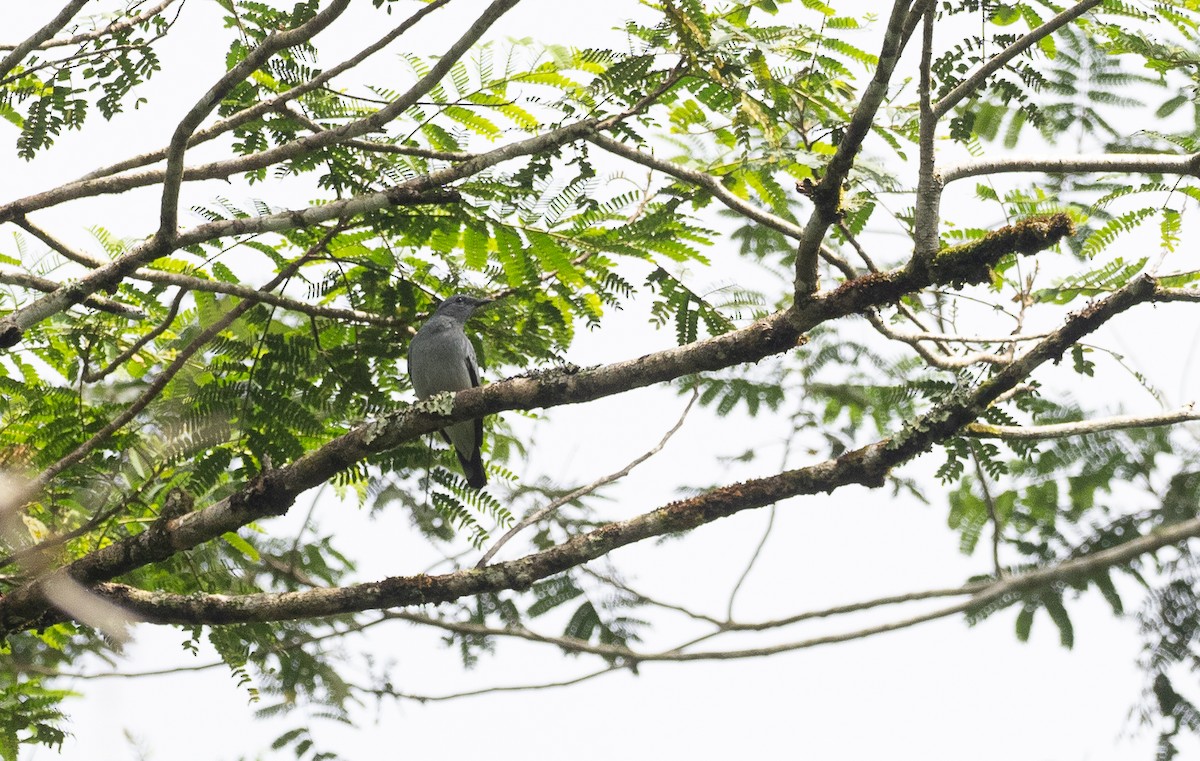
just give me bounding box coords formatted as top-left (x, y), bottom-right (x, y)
top-left (407, 293), bottom-right (493, 488)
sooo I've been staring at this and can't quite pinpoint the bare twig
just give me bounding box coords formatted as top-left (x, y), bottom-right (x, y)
top-left (942, 153), bottom-right (1200, 186)
top-left (965, 405), bottom-right (1200, 441)
top-left (875, 327), bottom-right (1053, 344)
top-left (13, 660), bottom-right (223, 679)
top-left (365, 665), bottom-right (622, 703)
top-left (968, 441), bottom-right (1004, 577)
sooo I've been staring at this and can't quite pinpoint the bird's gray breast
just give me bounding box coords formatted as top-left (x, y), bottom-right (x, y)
top-left (408, 317), bottom-right (479, 399)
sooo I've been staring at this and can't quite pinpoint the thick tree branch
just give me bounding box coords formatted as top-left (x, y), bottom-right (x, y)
top-left (92, 506), bottom-right (1200, 658)
top-left (0, 214), bottom-right (1080, 633)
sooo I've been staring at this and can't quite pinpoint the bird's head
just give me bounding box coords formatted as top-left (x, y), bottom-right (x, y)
top-left (432, 293), bottom-right (493, 322)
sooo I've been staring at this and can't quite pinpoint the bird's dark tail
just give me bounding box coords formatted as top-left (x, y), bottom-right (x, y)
top-left (456, 449), bottom-right (487, 489)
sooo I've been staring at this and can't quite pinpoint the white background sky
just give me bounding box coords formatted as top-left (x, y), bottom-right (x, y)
top-left (7, 1), bottom-right (1200, 759)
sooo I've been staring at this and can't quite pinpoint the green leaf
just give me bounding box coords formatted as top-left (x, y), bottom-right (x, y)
top-left (1042, 594), bottom-right (1075, 649)
top-left (221, 531), bottom-right (261, 562)
top-left (1015, 603), bottom-right (1035, 642)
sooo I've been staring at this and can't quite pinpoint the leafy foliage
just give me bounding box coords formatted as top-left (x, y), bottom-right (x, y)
top-left (1, 0), bottom-right (1199, 758)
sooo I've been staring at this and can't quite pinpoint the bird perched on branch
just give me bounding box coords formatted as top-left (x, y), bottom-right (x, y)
top-left (407, 293), bottom-right (493, 489)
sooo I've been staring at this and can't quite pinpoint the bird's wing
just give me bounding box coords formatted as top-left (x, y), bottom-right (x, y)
top-left (464, 344), bottom-right (480, 388)
top-left (463, 347), bottom-right (483, 457)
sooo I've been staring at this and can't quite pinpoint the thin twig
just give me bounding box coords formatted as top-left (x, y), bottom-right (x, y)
top-left (365, 665), bottom-right (622, 703)
top-left (81, 290), bottom-right (186, 383)
top-left (968, 441), bottom-right (1004, 577)
top-left (12, 660), bottom-right (223, 680)
top-left (964, 405), bottom-right (1200, 441)
top-left (583, 567), bottom-right (723, 627)
top-left (0, 266), bottom-right (143, 318)
top-left (726, 424), bottom-right (799, 619)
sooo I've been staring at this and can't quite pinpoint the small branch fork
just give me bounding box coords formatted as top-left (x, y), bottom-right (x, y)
top-left (792, 0), bottom-right (935, 297)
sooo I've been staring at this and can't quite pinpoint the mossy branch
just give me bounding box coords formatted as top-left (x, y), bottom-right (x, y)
top-left (926, 213), bottom-right (1076, 288)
